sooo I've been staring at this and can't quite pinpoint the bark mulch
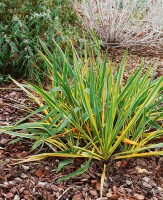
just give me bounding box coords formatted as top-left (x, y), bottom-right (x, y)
top-left (0, 52), bottom-right (163, 200)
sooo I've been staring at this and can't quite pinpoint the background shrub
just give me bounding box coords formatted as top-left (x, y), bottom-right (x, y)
top-left (75, 0), bottom-right (163, 49)
top-left (0, 0), bottom-right (89, 79)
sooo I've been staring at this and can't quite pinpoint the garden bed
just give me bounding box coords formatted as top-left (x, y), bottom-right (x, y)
top-left (0, 50), bottom-right (163, 199)
top-left (0, 132), bottom-right (163, 199)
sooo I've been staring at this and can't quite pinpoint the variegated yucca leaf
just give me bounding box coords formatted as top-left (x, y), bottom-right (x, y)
top-left (0, 40), bottom-right (162, 184)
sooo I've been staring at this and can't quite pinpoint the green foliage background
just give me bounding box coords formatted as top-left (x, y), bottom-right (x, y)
top-left (0, 0), bottom-right (88, 79)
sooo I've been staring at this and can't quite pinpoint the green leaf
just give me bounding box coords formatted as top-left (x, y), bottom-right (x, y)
top-left (56, 159), bottom-right (74, 173)
top-left (57, 158), bottom-right (92, 182)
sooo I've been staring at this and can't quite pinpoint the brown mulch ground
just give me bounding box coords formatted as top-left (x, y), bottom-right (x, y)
top-left (0, 52), bottom-right (163, 200)
top-left (107, 47), bottom-right (163, 80)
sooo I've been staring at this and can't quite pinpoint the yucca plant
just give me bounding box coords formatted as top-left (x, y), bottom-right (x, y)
top-left (0, 40), bottom-right (163, 187)
top-left (74, 0), bottom-right (163, 49)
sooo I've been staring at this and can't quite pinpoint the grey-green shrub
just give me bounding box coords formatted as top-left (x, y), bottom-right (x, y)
top-left (75, 0), bottom-right (163, 49)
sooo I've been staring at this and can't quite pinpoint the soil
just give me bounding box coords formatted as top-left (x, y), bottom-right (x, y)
top-left (0, 51), bottom-right (163, 200)
top-left (107, 47), bottom-right (163, 81)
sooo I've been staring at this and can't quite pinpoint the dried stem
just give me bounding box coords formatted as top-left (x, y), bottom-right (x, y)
top-left (74, 0), bottom-right (163, 50)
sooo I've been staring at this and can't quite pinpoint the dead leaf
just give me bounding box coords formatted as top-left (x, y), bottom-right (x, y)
top-left (35, 169), bottom-right (43, 177)
top-left (96, 182), bottom-right (101, 191)
top-left (121, 160), bottom-right (127, 168)
top-left (135, 166), bottom-right (152, 174)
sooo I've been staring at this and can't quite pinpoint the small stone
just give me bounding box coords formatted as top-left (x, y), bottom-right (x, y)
top-left (152, 197), bottom-right (158, 200)
top-left (158, 157), bottom-right (163, 166)
top-left (81, 178), bottom-right (88, 182)
top-left (10, 91), bottom-right (16, 97)
top-left (21, 173), bottom-right (28, 179)
top-left (0, 184), bottom-right (9, 189)
top-left (20, 99), bottom-right (26, 104)
top-left (2, 193), bottom-right (14, 198)
top-left (142, 177), bottom-right (150, 183)
top-left (82, 191), bottom-right (87, 198)
top-left (3, 181), bottom-right (9, 186)
top-left (15, 177), bottom-right (23, 183)
top-left (0, 98), bottom-right (3, 104)
top-left (107, 190), bottom-right (112, 198)
top-left (4, 158), bottom-right (10, 163)
top-left (125, 188), bottom-right (132, 193)
top-left (5, 173), bottom-right (12, 178)
top-left (134, 193), bottom-right (144, 200)
top-left (6, 107), bottom-right (11, 112)
top-left (19, 187), bottom-right (25, 193)
top-left (10, 187), bottom-right (17, 194)
top-left (0, 138), bottom-right (8, 145)
top-left (23, 190), bottom-right (30, 195)
top-left (157, 187), bottom-right (163, 192)
top-left (37, 181), bottom-right (47, 186)
top-left (14, 194), bottom-right (20, 200)
top-left (14, 94), bottom-right (19, 101)
top-left (142, 182), bottom-right (152, 189)
top-left (51, 185), bottom-right (58, 191)
top-left (118, 197), bottom-right (125, 200)
top-left (90, 190), bottom-right (98, 196)
top-left (8, 180), bottom-right (15, 185)
top-left (115, 161), bottom-right (121, 168)
top-left (91, 180), bottom-right (98, 184)
top-left (45, 166), bottom-right (50, 170)
top-left (126, 180), bottom-right (132, 185)
top-left (22, 165), bottom-right (30, 171)
top-left (72, 193), bottom-right (83, 200)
